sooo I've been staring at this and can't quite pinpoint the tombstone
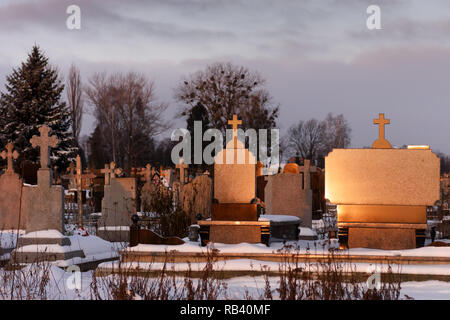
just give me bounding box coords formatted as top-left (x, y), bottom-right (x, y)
top-left (22, 125), bottom-right (65, 233)
top-left (0, 142), bottom-right (24, 229)
top-left (264, 161), bottom-right (315, 228)
top-left (11, 125), bottom-right (84, 263)
top-left (198, 114), bottom-right (270, 246)
top-left (97, 162), bottom-right (137, 242)
top-left (180, 174), bottom-right (213, 223)
top-left (176, 159), bottom-right (188, 185)
top-left (325, 113), bottom-right (440, 250)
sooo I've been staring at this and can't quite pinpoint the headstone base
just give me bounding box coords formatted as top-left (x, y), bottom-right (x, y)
top-left (198, 220), bottom-right (270, 246)
top-left (338, 222), bottom-right (427, 250)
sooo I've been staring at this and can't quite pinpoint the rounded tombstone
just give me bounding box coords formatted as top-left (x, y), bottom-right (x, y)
top-left (283, 163), bottom-right (299, 174)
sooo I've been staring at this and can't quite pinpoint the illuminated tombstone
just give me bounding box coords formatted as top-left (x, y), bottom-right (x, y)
top-left (325, 113), bottom-right (440, 250)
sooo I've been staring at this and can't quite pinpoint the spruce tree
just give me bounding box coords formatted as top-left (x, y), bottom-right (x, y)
top-left (0, 45), bottom-right (77, 172)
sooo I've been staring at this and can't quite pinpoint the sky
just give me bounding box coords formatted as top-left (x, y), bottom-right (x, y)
top-left (0, 0), bottom-right (449, 153)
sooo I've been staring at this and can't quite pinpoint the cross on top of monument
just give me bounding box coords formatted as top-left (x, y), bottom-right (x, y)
top-left (228, 114), bottom-right (242, 149)
top-left (372, 113), bottom-right (392, 149)
top-left (30, 125), bottom-right (59, 169)
top-left (109, 161), bottom-right (122, 179)
top-left (176, 158), bottom-right (188, 184)
top-left (1, 142), bottom-right (19, 174)
top-left (299, 159), bottom-right (317, 189)
top-left (101, 163), bottom-right (111, 185)
top-left (228, 114), bottom-right (242, 133)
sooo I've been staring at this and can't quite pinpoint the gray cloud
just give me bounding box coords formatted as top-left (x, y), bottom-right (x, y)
top-left (0, 0), bottom-right (449, 154)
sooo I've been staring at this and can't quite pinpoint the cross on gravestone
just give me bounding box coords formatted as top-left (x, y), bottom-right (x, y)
top-left (62, 162), bottom-right (77, 188)
top-left (109, 161), bottom-right (123, 179)
top-left (372, 113), bottom-right (392, 149)
top-left (176, 159), bottom-right (188, 185)
top-left (82, 168), bottom-right (96, 188)
top-left (299, 159), bottom-right (317, 190)
top-left (30, 125), bottom-right (59, 169)
top-left (101, 163), bottom-right (111, 185)
top-left (228, 114), bottom-right (242, 149)
top-left (1, 142), bottom-right (19, 174)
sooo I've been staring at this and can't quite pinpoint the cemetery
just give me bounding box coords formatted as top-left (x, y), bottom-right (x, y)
top-left (0, 112), bottom-right (449, 300)
top-left (1, 2), bottom-right (450, 302)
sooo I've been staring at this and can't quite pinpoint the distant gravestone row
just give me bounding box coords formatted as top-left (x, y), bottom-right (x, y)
top-left (0, 112), bottom-right (443, 261)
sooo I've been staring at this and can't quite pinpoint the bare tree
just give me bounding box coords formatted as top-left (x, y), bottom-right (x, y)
top-left (175, 62), bottom-right (278, 134)
top-left (321, 113), bottom-right (352, 155)
top-left (66, 64), bottom-right (84, 146)
top-left (287, 118), bottom-right (326, 160)
top-left (286, 113), bottom-right (352, 161)
top-left (86, 72), bottom-right (169, 173)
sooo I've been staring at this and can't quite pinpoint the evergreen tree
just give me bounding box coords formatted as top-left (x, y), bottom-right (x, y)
top-left (0, 45), bottom-right (77, 172)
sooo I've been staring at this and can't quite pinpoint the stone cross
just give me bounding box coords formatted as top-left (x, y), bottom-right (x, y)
top-left (1, 142), bottom-right (19, 174)
top-left (30, 125), bottom-right (59, 169)
top-left (299, 159), bottom-right (317, 190)
top-left (82, 168), bottom-right (96, 188)
top-left (372, 113), bottom-right (392, 149)
top-left (101, 163), bottom-right (111, 185)
top-left (109, 161), bottom-right (122, 179)
top-left (228, 114), bottom-right (242, 148)
top-left (176, 159), bottom-right (188, 185)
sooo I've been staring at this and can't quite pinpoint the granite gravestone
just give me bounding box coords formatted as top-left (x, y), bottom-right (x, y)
top-left (325, 113), bottom-right (440, 250)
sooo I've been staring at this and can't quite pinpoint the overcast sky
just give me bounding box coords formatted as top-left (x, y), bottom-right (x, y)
top-left (0, 0), bottom-right (449, 153)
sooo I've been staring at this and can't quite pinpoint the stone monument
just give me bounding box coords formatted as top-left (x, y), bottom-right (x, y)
top-left (325, 113), bottom-right (440, 250)
top-left (198, 114), bottom-right (270, 246)
top-left (11, 125), bottom-right (84, 263)
top-left (0, 142), bottom-right (24, 230)
top-left (264, 160), bottom-right (315, 228)
top-left (98, 161), bottom-right (137, 242)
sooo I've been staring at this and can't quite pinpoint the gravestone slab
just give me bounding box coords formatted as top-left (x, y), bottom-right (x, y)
top-left (325, 149), bottom-right (440, 206)
top-left (0, 172), bottom-right (24, 230)
top-left (264, 173), bottom-right (312, 228)
top-left (22, 169), bottom-right (64, 233)
top-left (214, 139), bottom-right (256, 203)
top-left (101, 177), bottom-right (137, 227)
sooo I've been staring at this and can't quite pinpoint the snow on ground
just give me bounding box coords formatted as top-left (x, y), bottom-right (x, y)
top-left (126, 239), bottom-right (336, 254)
top-left (299, 227), bottom-right (316, 237)
top-left (54, 235), bottom-right (122, 268)
top-left (22, 229), bottom-right (64, 238)
top-left (125, 238), bottom-right (450, 259)
top-left (2, 264), bottom-right (450, 300)
top-left (260, 215), bottom-right (301, 222)
top-left (10, 234), bottom-right (121, 267)
top-left (0, 230), bottom-right (24, 249)
top-left (99, 258), bottom-right (450, 276)
top-left (97, 226), bottom-right (130, 231)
